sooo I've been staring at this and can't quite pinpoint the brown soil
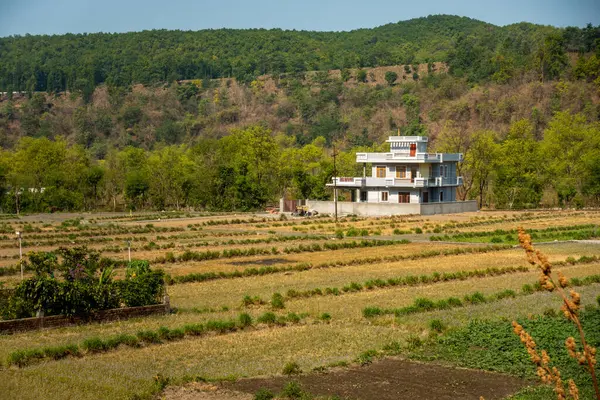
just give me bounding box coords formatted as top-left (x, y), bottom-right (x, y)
top-left (164, 358), bottom-right (529, 400)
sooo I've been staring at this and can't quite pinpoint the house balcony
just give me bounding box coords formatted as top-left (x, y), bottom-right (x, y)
top-left (328, 176), bottom-right (463, 188)
top-left (355, 152), bottom-right (463, 163)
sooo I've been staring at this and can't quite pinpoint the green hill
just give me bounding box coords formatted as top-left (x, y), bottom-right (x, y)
top-left (1, 15), bottom-right (596, 92)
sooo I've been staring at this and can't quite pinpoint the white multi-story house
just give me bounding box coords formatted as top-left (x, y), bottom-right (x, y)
top-left (328, 135), bottom-right (463, 205)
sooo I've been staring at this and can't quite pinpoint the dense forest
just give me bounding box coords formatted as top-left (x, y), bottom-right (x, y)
top-left (0, 15), bottom-right (599, 213)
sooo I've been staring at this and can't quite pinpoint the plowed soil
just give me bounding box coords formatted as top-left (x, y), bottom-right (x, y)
top-left (163, 358), bottom-right (529, 400)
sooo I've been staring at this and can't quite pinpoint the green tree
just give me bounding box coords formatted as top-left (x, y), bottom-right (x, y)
top-left (356, 69), bottom-right (367, 83)
top-left (541, 112), bottom-right (600, 206)
top-left (464, 130), bottom-right (499, 208)
top-left (494, 120), bottom-right (542, 208)
top-left (384, 71), bottom-right (398, 86)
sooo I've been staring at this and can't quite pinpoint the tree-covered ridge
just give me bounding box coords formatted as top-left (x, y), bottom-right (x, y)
top-left (0, 15), bottom-right (598, 91)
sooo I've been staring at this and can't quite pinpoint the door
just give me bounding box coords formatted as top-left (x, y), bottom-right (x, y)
top-left (410, 167), bottom-right (418, 183)
top-left (409, 143), bottom-right (416, 157)
top-left (422, 192), bottom-right (429, 203)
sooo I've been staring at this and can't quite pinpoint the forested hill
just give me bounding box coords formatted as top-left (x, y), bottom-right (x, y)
top-left (0, 15), bottom-right (599, 214)
top-left (0, 14), bottom-right (598, 91)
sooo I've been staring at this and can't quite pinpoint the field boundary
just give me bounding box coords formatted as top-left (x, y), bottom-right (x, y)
top-left (0, 302), bottom-right (170, 334)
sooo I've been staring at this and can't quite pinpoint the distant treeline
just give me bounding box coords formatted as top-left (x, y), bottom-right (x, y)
top-left (0, 15), bottom-right (599, 92)
top-left (0, 111), bottom-right (598, 213)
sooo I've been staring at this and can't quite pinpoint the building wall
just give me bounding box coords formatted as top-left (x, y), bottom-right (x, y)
top-left (306, 200), bottom-right (478, 217)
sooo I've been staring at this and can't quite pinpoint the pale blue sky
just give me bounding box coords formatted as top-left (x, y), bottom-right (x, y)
top-left (0, 0), bottom-right (598, 37)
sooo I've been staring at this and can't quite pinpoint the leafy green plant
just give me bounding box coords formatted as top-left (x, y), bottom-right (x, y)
top-left (282, 361), bottom-right (302, 375)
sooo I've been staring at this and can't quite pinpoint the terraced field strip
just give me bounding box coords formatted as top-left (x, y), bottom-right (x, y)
top-left (362, 273), bottom-right (600, 318)
top-left (280, 263), bottom-right (600, 319)
top-left (5, 311), bottom-right (316, 368)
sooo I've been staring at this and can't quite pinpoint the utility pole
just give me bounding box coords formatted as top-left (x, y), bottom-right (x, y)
top-left (16, 231), bottom-right (23, 280)
top-left (332, 143), bottom-right (338, 223)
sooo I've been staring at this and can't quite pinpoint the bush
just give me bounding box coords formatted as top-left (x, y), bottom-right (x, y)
top-left (82, 337), bottom-right (108, 353)
top-left (271, 292), bottom-right (285, 310)
top-left (319, 312), bottom-right (331, 322)
top-left (238, 312), bottom-right (253, 327)
top-left (363, 307), bottom-right (383, 318)
top-left (282, 361), bottom-right (302, 375)
top-left (254, 388), bottom-right (275, 400)
top-left (137, 330), bottom-right (162, 344)
top-left (406, 335), bottom-right (423, 350)
top-left (522, 284), bottom-right (534, 294)
top-left (257, 312), bottom-right (277, 324)
top-left (429, 319), bottom-right (446, 333)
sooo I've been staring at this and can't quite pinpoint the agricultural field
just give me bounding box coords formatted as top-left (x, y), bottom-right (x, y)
top-left (1, 210), bottom-right (600, 400)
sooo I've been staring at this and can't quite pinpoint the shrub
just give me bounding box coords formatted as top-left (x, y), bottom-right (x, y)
top-left (238, 312), bottom-right (253, 327)
top-left (82, 337), bottom-right (108, 353)
top-left (414, 297), bottom-right (436, 311)
top-left (257, 312), bottom-right (277, 324)
top-left (280, 381), bottom-right (305, 399)
top-left (205, 320), bottom-right (236, 333)
top-left (356, 349), bottom-right (378, 365)
top-left (522, 284), bottom-right (534, 294)
top-left (254, 388), bottom-right (275, 400)
top-left (414, 227), bottom-right (423, 234)
top-left (490, 237), bottom-right (503, 243)
top-left (286, 312), bottom-right (301, 323)
top-left (464, 292), bottom-right (486, 304)
top-left (137, 330), bottom-right (162, 344)
top-left (319, 312), bottom-right (331, 322)
top-left (183, 323), bottom-right (204, 336)
top-left (282, 361), bottom-right (302, 375)
top-left (406, 335), bottom-right (423, 350)
top-left (429, 319), bottom-right (446, 333)
top-left (271, 292), bottom-right (285, 310)
top-left (363, 307), bottom-right (382, 318)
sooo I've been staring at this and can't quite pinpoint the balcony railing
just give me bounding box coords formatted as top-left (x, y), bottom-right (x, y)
top-left (329, 176), bottom-right (463, 188)
top-left (355, 152), bottom-right (463, 163)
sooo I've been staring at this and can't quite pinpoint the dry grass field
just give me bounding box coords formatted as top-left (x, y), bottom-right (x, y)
top-left (0, 210), bottom-right (599, 399)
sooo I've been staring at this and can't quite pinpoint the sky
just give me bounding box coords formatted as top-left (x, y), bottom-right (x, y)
top-left (0, 0), bottom-right (599, 37)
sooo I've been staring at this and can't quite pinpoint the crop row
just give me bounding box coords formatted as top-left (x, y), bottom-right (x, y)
top-left (280, 266), bottom-right (530, 301)
top-left (167, 244), bottom-right (514, 285)
top-left (6, 311), bottom-right (312, 368)
top-left (363, 273), bottom-right (600, 318)
top-left (154, 239), bottom-right (409, 264)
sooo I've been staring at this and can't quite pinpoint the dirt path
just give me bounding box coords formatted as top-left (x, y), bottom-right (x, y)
top-left (163, 358), bottom-right (529, 400)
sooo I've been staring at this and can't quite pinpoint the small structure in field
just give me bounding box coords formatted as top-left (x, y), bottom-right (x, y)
top-left (308, 136), bottom-right (478, 216)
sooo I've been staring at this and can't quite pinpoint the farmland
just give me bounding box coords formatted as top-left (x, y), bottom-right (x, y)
top-left (1, 210), bottom-right (600, 399)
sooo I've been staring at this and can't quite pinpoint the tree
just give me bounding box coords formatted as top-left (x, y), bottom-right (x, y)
top-left (537, 33), bottom-right (568, 81)
top-left (494, 120), bottom-right (542, 208)
top-left (463, 130), bottom-right (499, 208)
top-left (356, 69), bottom-right (367, 83)
top-left (384, 71), bottom-right (398, 86)
top-left (541, 112), bottom-right (600, 206)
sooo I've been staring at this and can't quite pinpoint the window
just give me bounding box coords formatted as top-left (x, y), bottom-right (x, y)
top-left (360, 191), bottom-right (367, 202)
top-left (439, 165), bottom-right (448, 178)
top-left (396, 166), bottom-right (407, 178)
top-left (428, 165), bottom-right (433, 178)
top-left (381, 191), bottom-right (389, 202)
top-left (376, 166), bottom-right (386, 178)
top-left (398, 192), bottom-right (410, 203)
